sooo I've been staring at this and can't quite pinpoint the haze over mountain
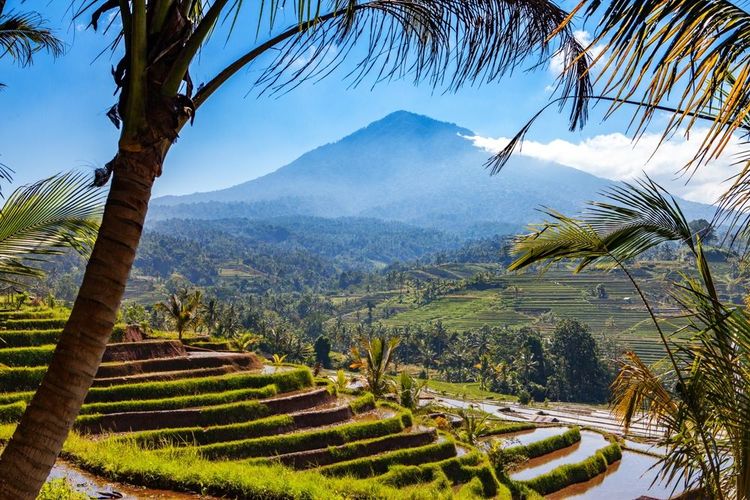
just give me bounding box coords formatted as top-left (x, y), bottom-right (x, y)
top-left (151, 111), bottom-right (715, 233)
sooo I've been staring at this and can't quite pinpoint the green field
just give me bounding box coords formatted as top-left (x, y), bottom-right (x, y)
top-left (375, 263), bottom-right (721, 365)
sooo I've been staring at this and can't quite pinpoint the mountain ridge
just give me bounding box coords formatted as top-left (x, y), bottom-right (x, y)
top-left (150, 110), bottom-right (716, 232)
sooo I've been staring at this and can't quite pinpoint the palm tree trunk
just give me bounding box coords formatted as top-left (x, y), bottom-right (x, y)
top-left (0, 149), bottom-right (161, 499)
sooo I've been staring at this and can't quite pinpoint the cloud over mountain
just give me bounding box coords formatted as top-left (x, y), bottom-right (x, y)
top-left (464, 128), bottom-right (742, 205)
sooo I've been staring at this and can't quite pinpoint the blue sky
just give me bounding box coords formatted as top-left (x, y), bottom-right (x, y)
top-left (0, 2), bottom-right (733, 203)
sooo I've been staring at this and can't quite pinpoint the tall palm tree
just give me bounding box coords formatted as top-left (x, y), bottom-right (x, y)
top-left (508, 178), bottom-right (750, 499)
top-left (0, 172), bottom-right (102, 283)
top-left (0, 2), bottom-right (595, 496)
top-left (351, 336), bottom-right (400, 397)
top-left (155, 289), bottom-right (202, 340)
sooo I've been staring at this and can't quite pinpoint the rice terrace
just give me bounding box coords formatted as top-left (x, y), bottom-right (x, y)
top-left (2, 0), bottom-right (750, 498)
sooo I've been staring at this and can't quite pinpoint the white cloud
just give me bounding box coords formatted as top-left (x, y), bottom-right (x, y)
top-left (550, 30), bottom-right (603, 77)
top-left (463, 130), bottom-right (744, 205)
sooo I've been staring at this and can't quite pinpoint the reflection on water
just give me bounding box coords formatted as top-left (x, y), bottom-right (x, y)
top-left (49, 460), bottom-right (204, 499)
top-left (510, 431), bottom-right (609, 481)
top-left (546, 450), bottom-right (687, 499)
top-left (478, 426), bottom-right (569, 452)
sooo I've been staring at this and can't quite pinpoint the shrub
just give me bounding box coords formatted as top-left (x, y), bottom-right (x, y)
top-left (319, 440), bottom-right (456, 478)
top-left (517, 390), bottom-right (531, 405)
top-left (0, 330), bottom-right (61, 348)
top-left (0, 366), bottom-right (46, 391)
top-left (85, 367), bottom-right (312, 403)
top-left (0, 345), bottom-right (55, 367)
top-left (79, 385), bottom-right (277, 415)
top-left (195, 414), bottom-right (407, 460)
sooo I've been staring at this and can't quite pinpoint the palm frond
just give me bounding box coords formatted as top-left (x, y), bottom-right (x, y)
top-left (510, 177), bottom-right (698, 273)
top-left (0, 172), bottom-right (104, 283)
top-left (581, 0), bottom-right (750, 169)
top-left (74, 0), bottom-right (592, 133)
top-left (611, 351), bottom-right (677, 432)
top-left (0, 11), bottom-right (63, 66)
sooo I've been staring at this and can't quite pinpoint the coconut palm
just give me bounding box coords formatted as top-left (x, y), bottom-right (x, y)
top-left (0, 4), bottom-right (596, 495)
top-left (154, 289), bottom-right (202, 340)
top-left (0, 172), bottom-right (102, 283)
top-left (509, 178), bottom-right (750, 499)
top-left (351, 336), bottom-right (400, 397)
top-left (398, 370), bottom-right (426, 410)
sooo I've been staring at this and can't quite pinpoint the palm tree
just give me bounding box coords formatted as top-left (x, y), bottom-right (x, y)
top-left (155, 289), bottom-right (202, 340)
top-left (351, 336), bottom-right (400, 397)
top-left (0, 2), bottom-right (62, 87)
top-left (0, 172), bottom-right (102, 283)
top-left (0, 2), bottom-right (594, 496)
top-left (398, 370), bottom-right (426, 410)
top-left (508, 178), bottom-right (750, 499)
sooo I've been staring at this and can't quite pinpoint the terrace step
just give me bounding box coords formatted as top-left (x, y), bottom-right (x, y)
top-left (78, 387), bottom-right (333, 433)
top-left (95, 352), bottom-right (260, 378)
top-left (318, 437), bottom-right (458, 478)
top-left (102, 340), bottom-right (187, 362)
top-left (91, 365), bottom-right (241, 387)
top-left (272, 428), bottom-right (437, 469)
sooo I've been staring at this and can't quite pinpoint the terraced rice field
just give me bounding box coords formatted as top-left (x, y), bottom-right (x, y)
top-left (481, 425), bottom-right (684, 499)
top-left (383, 267), bottom-right (695, 365)
top-left (0, 308), bottom-right (504, 498)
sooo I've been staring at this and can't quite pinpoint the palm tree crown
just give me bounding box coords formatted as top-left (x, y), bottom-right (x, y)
top-left (510, 178), bottom-right (750, 499)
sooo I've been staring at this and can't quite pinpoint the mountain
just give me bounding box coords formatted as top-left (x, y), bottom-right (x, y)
top-left (151, 111), bottom-right (715, 232)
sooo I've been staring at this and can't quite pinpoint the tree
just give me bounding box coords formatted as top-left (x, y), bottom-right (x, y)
top-left (398, 370), bottom-right (426, 410)
top-left (509, 178), bottom-right (750, 499)
top-left (689, 219), bottom-right (716, 244)
top-left (154, 289), bottom-right (202, 340)
top-left (351, 336), bottom-right (400, 397)
top-left (0, 1), bottom-right (594, 496)
top-left (313, 335), bottom-right (331, 369)
top-left (547, 319), bottom-right (608, 403)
